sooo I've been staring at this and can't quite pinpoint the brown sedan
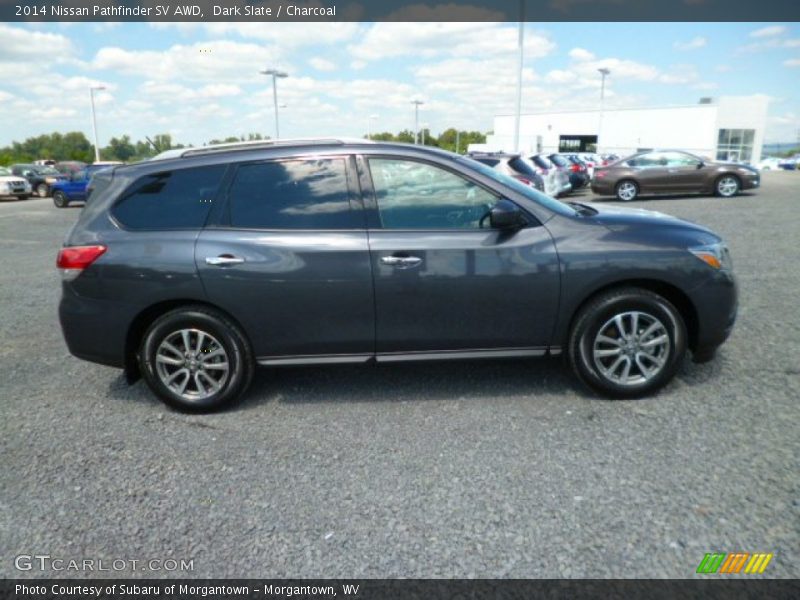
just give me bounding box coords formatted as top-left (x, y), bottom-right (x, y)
top-left (591, 150), bottom-right (760, 201)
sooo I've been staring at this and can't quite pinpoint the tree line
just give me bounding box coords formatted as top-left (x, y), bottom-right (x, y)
top-left (0, 129), bottom-right (488, 165)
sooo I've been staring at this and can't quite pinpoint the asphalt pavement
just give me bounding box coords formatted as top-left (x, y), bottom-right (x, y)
top-left (1, 172), bottom-right (798, 578)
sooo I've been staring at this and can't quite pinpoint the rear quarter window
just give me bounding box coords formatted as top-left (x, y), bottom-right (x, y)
top-left (112, 165), bottom-right (226, 229)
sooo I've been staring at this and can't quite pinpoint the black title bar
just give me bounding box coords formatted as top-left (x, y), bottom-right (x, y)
top-left (2, 0), bottom-right (799, 22)
top-left (3, 579), bottom-right (800, 600)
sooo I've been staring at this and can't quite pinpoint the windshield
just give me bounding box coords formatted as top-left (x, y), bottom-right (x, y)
top-left (549, 155), bottom-right (570, 167)
top-left (507, 157), bottom-right (539, 177)
top-left (459, 157), bottom-right (576, 217)
top-left (0, 167), bottom-right (11, 176)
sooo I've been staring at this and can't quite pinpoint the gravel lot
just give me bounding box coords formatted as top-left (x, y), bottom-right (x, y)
top-left (1, 172), bottom-right (798, 579)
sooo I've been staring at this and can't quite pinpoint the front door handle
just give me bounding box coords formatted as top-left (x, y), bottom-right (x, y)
top-left (381, 255), bottom-right (423, 268)
top-left (205, 254), bottom-right (245, 266)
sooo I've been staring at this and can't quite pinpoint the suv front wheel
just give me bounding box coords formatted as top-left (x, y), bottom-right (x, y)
top-left (139, 306), bottom-right (254, 412)
top-left (568, 288), bottom-right (687, 398)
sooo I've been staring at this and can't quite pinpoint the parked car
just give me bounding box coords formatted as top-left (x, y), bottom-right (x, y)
top-left (755, 157), bottom-right (782, 171)
top-left (58, 138), bottom-right (737, 411)
top-left (549, 154), bottom-right (589, 189)
top-left (574, 153), bottom-right (601, 177)
top-left (468, 152), bottom-right (545, 192)
top-left (600, 153), bottom-right (620, 166)
top-left (778, 155), bottom-right (799, 170)
top-left (529, 154), bottom-right (572, 197)
top-left (0, 166), bottom-right (32, 199)
top-left (51, 164), bottom-right (113, 208)
top-left (11, 163), bottom-right (67, 198)
top-left (592, 150), bottom-right (760, 201)
top-left (55, 161), bottom-right (88, 176)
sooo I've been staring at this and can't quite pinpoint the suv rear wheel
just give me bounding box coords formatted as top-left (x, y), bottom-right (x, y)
top-left (139, 306), bottom-right (254, 412)
top-left (568, 287), bottom-right (687, 398)
top-left (36, 183), bottom-right (49, 198)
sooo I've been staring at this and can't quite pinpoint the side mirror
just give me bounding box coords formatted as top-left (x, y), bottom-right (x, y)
top-left (696, 161), bottom-right (704, 169)
top-left (489, 199), bottom-right (525, 230)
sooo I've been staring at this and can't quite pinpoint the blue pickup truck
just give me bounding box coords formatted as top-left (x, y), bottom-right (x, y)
top-left (51, 164), bottom-right (114, 208)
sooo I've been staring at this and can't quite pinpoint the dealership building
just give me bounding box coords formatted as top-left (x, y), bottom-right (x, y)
top-left (488, 95), bottom-right (769, 164)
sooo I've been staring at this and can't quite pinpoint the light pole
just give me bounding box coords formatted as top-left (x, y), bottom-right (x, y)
top-left (455, 130), bottom-right (461, 154)
top-left (89, 85), bottom-right (105, 162)
top-left (367, 114), bottom-right (379, 140)
top-left (597, 67), bottom-right (610, 154)
top-left (411, 100), bottom-right (424, 144)
top-left (260, 68), bottom-right (288, 140)
top-left (513, 0), bottom-right (525, 153)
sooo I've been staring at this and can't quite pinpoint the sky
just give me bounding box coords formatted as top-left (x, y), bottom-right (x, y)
top-left (0, 21), bottom-right (798, 147)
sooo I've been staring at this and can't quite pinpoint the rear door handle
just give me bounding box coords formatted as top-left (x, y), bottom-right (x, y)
top-left (205, 255), bottom-right (245, 266)
top-left (381, 255), bottom-right (423, 267)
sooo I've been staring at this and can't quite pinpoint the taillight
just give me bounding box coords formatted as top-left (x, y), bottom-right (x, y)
top-left (57, 245), bottom-right (106, 280)
top-left (570, 164), bottom-right (580, 172)
top-left (594, 170), bottom-right (607, 178)
top-left (514, 176), bottom-right (532, 186)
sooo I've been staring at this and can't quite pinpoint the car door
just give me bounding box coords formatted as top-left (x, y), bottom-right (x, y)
top-left (195, 155), bottom-right (375, 363)
top-left (66, 169), bottom-right (89, 201)
top-left (660, 151), bottom-right (705, 192)
top-left (359, 155), bottom-right (560, 358)
top-left (627, 152), bottom-right (672, 193)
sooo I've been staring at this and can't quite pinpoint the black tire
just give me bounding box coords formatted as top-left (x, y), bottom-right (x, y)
top-left (568, 287), bottom-right (687, 399)
top-left (18, 194), bottom-right (30, 200)
top-left (52, 191), bottom-right (68, 208)
top-left (615, 180), bottom-right (639, 202)
top-left (36, 183), bottom-right (49, 198)
top-left (714, 174), bottom-right (740, 198)
top-left (139, 305), bottom-right (254, 412)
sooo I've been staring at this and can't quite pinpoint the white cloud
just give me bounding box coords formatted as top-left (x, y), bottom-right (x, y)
top-left (309, 57), bottom-right (337, 72)
top-left (545, 69), bottom-right (578, 84)
top-left (350, 60), bottom-right (367, 70)
top-left (568, 47), bottom-right (595, 61)
top-left (783, 58), bottom-right (800, 68)
top-left (784, 39), bottom-right (800, 48)
top-left (348, 23), bottom-right (555, 62)
top-left (0, 24), bottom-right (75, 61)
top-left (749, 25), bottom-right (787, 38)
top-left (715, 64), bottom-right (732, 72)
top-left (92, 41), bottom-right (280, 82)
top-left (673, 36), bottom-right (707, 51)
top-left (150, 22), bottom-right (359, 47)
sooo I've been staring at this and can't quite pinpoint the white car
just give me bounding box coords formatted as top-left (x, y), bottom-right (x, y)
top-left (0, 166), bottom-right (32, 199)
top-left (757, 157), bottom-right (783, 171)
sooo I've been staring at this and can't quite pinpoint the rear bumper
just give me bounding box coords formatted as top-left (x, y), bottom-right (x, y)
top-left (59, 284), bottom-right (131, 368)
top-left (591, 180), bottom-right (614, 195)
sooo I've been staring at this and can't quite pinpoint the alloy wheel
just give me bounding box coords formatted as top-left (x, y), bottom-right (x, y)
top-left (592, 311), bottom-right (670, 386)
top-left (155, 328), bottom-right (230, 401)
top-left (617, 182), bottom-right (637, 201)
top-left (717, 176), bottom-right (739, 197)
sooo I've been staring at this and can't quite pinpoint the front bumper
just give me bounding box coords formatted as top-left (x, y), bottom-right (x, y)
top-left (688, 269), bottom-right (738, 355)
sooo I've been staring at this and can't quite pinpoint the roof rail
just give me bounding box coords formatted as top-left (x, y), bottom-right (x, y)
top-left (150, 137), bottom-right (374, 161)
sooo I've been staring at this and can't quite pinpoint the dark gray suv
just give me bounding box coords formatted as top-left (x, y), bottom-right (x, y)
top-left (58, 139), bottom-right (737, 411)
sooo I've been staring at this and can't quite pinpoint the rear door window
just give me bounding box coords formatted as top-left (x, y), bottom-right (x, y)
top-left (112, 165), bottom-right (226, 229)
top-left (226, 158), bottom-right (357, 230)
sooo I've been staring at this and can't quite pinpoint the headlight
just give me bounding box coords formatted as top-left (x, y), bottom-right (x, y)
top-left (690, 242), bottom-right (732, 271)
